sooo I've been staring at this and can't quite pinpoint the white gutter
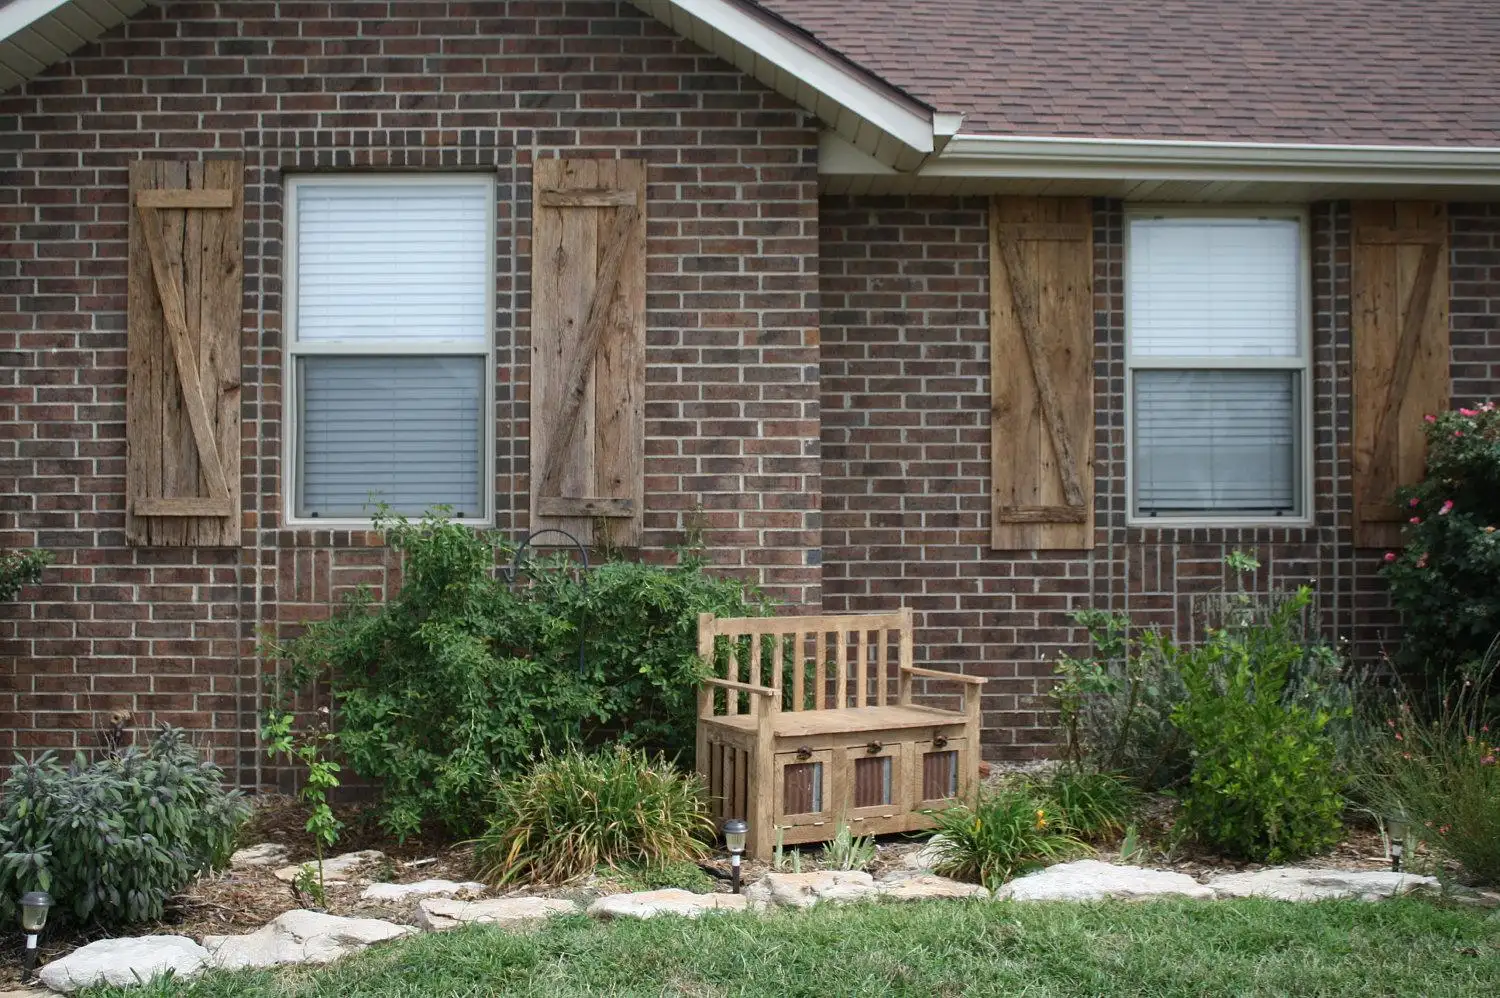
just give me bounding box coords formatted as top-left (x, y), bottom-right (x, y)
top-left (922, 134), bottom-right (1500, 186)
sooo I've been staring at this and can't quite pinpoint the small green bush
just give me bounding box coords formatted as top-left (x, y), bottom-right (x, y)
top-left (602, 860), bottom-right (717, 894)
top-left (0, 727), bottom-right (248, 928)
top-left (1356, 663), bottom-right (1500, 885)
top-left (475, 746), bottom-right (714, 886)
top-left (1383, 403), bottom-right (1500, 677)
top-left (1173, 588), bottom-right (1347, 862)
top-left (1032, 771), bottom-right (1141, 841)
top-left (0, 547), bottom-right (50, 602)
top-left (265, 509), bottom-right (766, 839)
top-left (925, 790), bottom-right (1087, 888)
top-left (819, 822), bottom-right (877, 872)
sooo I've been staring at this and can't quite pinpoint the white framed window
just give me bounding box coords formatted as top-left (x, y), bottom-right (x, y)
top-left (1125, 207), bottom-right (1311, 524)
top-left (285, 175), bottom-right (495, 525)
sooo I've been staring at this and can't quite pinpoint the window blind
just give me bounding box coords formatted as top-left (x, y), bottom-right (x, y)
top-left (297, 356), bottom-right (484, 518)
top-left (1129, 217), bottom-right (1301, 358)
top-left (1134, 370), bottom-right (1299, 516)
top-left (295, 182), bottom-right (489, 344)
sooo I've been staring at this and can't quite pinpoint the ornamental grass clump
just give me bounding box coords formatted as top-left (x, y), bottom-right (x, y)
top-left (1356, 660), bottom-right (1500, 886)
top-left (476, 746), bottom-right (714, 886)
top-left (1030, 770), bottom-right (1142, 841)
top-left (925, 789), bottom-right (1087, 889)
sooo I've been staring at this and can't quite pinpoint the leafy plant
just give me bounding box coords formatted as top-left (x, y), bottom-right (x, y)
top-left (0, 726), bottom-right (248, 928)
top-left (1383, 403), bottom-right (1500, 678)
top-left (820, 822), bottom-right (877, 872)
top-left (291, 863), bottom-right (326, 909)
top-left (1051, 610), bottom-right (1191, 790)
top-left (261, 703), bottom-right (342, 904)
top-left (0, 547), bottom-right (50, 602)
top-left (925, 790), bottom-right (1087, 888)
top-left (476, 746), bottom-right (714, 886)
top-left (1118, 824), bottom-right (1145, 865)
top-left (1356, 660), bottom-right (1500, 885)
top-left (602, 860), bottom-right (717, 894)
top-left (263, 508), bottom-right (767, 840)
top-left (1032, 771), bottom-right (1141, 841)
top-left (1172, 587), bottom-right (1347, 862)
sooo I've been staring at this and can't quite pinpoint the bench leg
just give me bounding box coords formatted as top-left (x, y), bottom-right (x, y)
top-left (746, 702), bottom-right (776, 860)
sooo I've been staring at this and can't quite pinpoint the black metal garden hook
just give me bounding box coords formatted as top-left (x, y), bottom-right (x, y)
top-left (506, 528), bottom-right (589, 677)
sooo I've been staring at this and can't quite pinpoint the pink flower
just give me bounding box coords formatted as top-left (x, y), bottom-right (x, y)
top-left (1386, 719), bottom-right (1396, 728)
top-left (1410, 516), bottom-right (1422, 524)
top-left (1455, 430), bottom-right (1465, 437)
top-left (1424, 414), bottom-right (1437, 423)
top-left (1460, 407), bottom-right (1478, 417)
top-left (1483, 725), bottom-right (1491, 733)
top-left (1439, 825), bottom-right (1451, 835)
top-left (1384, 552), bottom-right (1397, 562)
top-left (1484, 402), bottom-right (1496, 412)
top-left (1440, 500), bottom-right (1454, 515)
top-left (1395, 732), bottom-right (1404, 741)
top-left (1417, 553), bottom-right (1430, 568)
top-left (1409, 497), bottom-right (1421, 508)
top-left (1482, 754), bottom-right (1496, 766)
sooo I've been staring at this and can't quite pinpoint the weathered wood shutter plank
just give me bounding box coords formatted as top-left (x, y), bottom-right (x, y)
top-left (530, 158), bottom-right (647, 547)
top-left (989, 196), bottom-right (1094, 550)
top-left (1352, 201), bottom-right (1449, 550)
top-left (126, 159), bottom-right (243, 547)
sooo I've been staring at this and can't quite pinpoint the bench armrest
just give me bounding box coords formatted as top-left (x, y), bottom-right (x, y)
top-left (901, 665), bottom-right (986, 686)
top-left (701, 676), bottom-right (778, 698)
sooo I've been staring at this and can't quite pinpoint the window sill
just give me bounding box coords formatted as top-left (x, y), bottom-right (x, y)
top-left (1125, 516), bottom-right (1315, 531)
top-left (281, 516), bottom-right (495, 531)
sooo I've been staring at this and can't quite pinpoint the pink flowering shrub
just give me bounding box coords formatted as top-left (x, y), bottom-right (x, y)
top-left (1383, 402), bottom-right (1500, 675)
top-left (1356, 661), bottom-right (1500, 886)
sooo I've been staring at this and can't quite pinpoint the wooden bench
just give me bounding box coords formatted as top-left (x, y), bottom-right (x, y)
top-left (696, 608), bottom-right (985, 858)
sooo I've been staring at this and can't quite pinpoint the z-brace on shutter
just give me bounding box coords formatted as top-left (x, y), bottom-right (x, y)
top-left (530, 158), bottom-right (647, 547)
top-left (1352, 202), bottom-right (1450, 550)
top-left (989, 197), bottom-right (1095, 550)
top-left (126, 159), bottom-right (244, 547)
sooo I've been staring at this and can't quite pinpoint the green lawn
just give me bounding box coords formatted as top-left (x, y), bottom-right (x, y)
top-left (98, 898), bottom-right (1499, 998)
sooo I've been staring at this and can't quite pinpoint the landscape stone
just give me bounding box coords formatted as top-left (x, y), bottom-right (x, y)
top-left (996, 860), bottom-right (1216, 902)
top-left (745, 871), bottom-right (878, 908)
top-left (38, 936), bottom-right (207, 993)
top-left (1207, 867), bottom-right (1439, 902)
top-left (230, 842), bottom-right (290, 869)
top-left (900, 835), bottom-right (951, 872)
top-left (359, 879), bottom-right (486, 902)
top-left (877, 874), bottom-right (990, 901)
top-left (587, 889), bottom-right (751, 919)
top-left (204, 910), bottom-right (412, 969)
top-left (272, 849), bottom-right (387, 883)
top-left (416, 896), bottom-right (579, 932)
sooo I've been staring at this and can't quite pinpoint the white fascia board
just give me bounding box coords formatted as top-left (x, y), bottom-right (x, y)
top-left (922, 134), bottom-right (1500, 187)
top-left (632, 0), bottom-right (938, 164)
top-left (0, 0), bottom-right (144, 93)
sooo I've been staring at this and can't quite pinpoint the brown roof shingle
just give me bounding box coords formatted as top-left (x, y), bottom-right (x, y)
top-left (754, 0), bottom-right (1500, 145)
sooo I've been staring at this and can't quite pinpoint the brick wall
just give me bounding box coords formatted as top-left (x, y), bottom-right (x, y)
top-left (819, 196), bottom-right (1500, 762)
top-left (0, 0), bottom-right (821, 782)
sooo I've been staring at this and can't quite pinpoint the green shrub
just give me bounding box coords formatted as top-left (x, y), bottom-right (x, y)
top-left (0, 547), bottom-right (50, 602)
top-left (1173, 587), bottom-right (1347, 862)
top-left (925, 790), bottom-right (1087, 888)
top-left (475, 746), bottom-right (714, 886)
top-left (265, 509), bottom-right (766, 840)
top-left (1356, 663), bottom-right (1500, 885)
top-left (601, 860), bottom-right (717, 894)
top-left (820, 822), bottom-right (877, 872)
top-left (1050, 610), bottom-right (1191, 790)
top-left (0, 727), bottom-right (248, 928)
top-left (1031, 771), bottom-right (1141, 841)
top-left (1383, 403), bottom-right (1500, 677)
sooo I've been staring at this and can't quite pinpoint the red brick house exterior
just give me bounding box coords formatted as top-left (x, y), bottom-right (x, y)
top-left (3, 0), bottom-right (1499, 781)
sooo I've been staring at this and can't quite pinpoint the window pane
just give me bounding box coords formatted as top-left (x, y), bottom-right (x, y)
top-left (1129, 217), bottom-right (1301, 358)
top-left (1134, 370), bottom-right (1299, 517)
top-left (295, 181), bottom-right (489, 344)
top-left (297, 356), bottom-right (485, 518)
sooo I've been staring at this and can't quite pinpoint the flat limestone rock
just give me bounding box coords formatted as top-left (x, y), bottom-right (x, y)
top-left (745, 871), bottom-right (878, 908)
top-left (360, 879), bottom-right (486, 902)
top-left (899, 835), bottom-right (952, 872)
top-left (996, 860), bottom-right (1216, 902)
top-left (230, 842), bottom-right (290, 869)
top-left (39, 935), bottom-right (207, 993)
top-left (877, 874), bottom-right (990, 901)
top-left (1207, 867), bottom-right (1439, 902)
top-left (204, 909), bottom-right (412, 970)
top-left (273, 849), bottom-right (387, 883)
top-left (417, 896), bottom-right (578, 932)
top-left (587, 889), bottom-right (750, 920)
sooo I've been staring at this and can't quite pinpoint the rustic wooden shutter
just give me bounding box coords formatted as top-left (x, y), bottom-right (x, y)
top-left (126, 159), bottom-right (244, 547)
top-left (529, 158), bottom-right (647, 547)
top-left (989, 197), bottom-right (1095, 550)
top-left (1352, 201), bottom-right (1450, 549)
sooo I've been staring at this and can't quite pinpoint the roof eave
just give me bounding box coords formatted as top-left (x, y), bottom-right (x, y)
top-left (0, 0), bottom-right (147, 93)
top-left (628, 0), bottom-right (946, 171)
